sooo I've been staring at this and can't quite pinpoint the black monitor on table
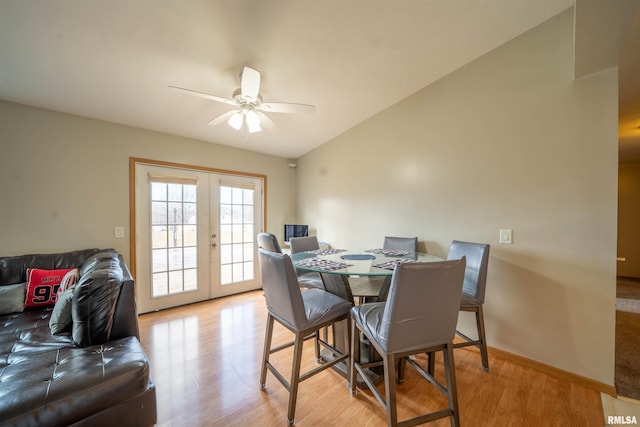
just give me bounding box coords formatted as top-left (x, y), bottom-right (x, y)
top-left (284, 224), bottom-right (309, 242)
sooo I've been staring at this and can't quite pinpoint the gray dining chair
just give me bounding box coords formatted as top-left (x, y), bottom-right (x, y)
top-left (288, 235), bottom-right (324, 289)
top-left (289, 235), bottom-right (320, 253)
top-left (447, 240), bottom-right (491, 371)
top-left (258, 249), bottom-right (352, 426)
top-left (350, 258), bottom-right (466, 427)
top-left (257, 232), bottom-right (282, 254)
top-left (382, 236), bottom-right (418, 252)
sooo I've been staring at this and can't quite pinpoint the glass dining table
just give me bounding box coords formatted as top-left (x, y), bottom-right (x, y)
top-left (291, 248), bottom-right (443, 385)
top-left (291, 248), bottom-right (442, 299)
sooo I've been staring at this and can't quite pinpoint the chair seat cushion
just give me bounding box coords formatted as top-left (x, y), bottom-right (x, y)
top-left (350, 302), bottom-right (386, 343)
top-left (300, 289), bottom-right (351, 330)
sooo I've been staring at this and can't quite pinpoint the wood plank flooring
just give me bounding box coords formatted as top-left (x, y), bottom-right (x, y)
top-left (138, 290), bottom-right (605, 426)
top-left (616, 278), bottom-right (640, 400)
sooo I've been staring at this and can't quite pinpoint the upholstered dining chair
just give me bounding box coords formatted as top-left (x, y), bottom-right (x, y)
top-left (350, 259), bottom-right (466, 427)
top-left (288, 235), bottom-right (324, 289)
top-left (289, 235), bottom-right (320, 253)
top-left (447, 240), bottom-right (491, 371)
top-left (257, 232), bottom-right (283, 254)
top-left (382, 236), bottom-right (418, 252)
top-left (258, 249), bottom-right (352, 426)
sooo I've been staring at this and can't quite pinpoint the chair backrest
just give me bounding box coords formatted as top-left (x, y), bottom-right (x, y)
top-left (321, 273), bottom-right (354, 304)
top-left (257, 232), bottom-right (283, 253)
top-left (447, 240), bottom-right (490, 304)
top-left (380, 258), bottom-right (466, 353)
top-left (383, 236), bottom-right (418, 252)
top-left (289, 236), bottom-right (319, 254)
top-left (258, 249), bottom-right (308, 328)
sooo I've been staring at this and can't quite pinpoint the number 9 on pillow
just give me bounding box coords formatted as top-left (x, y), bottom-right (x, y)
top-left (25, 268), bottom-right (79, 308)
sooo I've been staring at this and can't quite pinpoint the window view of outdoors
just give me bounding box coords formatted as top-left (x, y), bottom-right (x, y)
top-left (219, 185), bottom-right (254, 285)
top-left (150, 182), bottom-right (198, 297)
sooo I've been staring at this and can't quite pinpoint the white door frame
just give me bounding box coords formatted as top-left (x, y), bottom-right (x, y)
top-left (129, 158), bottom-right (267, 313)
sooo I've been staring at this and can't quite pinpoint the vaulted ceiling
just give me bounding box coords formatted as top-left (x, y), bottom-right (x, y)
top-left (1, 0), bottom-right (638, 160)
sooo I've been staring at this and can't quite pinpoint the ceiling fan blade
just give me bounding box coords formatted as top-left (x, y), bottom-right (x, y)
top-left (259, 102), bottom-right (315, 114)
top-left (241, 67), bottom-right (261, 101)
top-left (256, 112), bottom-right (279, 132)
top-left (169, 86), bottom-right (237, 106)
top-left (207, 110), bottom-right (238, 126)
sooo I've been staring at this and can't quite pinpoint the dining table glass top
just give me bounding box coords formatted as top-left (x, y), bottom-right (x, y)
top-left (290, 248), bottom-right (442, 276)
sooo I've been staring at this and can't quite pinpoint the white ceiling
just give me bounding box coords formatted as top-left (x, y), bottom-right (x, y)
top-left (0, 0), bottom-right (638, 160)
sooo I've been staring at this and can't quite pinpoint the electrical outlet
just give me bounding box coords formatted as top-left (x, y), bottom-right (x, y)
top-left (499, 228), bottom-right (513, 245)
top-left (114, 226), bottom-right (125, 239)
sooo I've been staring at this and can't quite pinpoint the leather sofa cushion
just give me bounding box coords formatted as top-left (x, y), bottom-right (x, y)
top-left (0, 307), bottom-right (79, 358)
top-left (0, 249), bottom-right (101, 286)
top-left (0, 336), bottom-right (150, 426)
top-left (72, 250), bottom-right (122, 347)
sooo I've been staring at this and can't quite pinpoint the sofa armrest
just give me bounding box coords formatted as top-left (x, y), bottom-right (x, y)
top-left (110, 256), bottom-right (140, 340)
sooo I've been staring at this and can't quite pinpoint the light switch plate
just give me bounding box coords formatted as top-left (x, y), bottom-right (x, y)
top-left (499, 228), bottom-right (513, 245)
top-left (114, 226), bottom-right (125, 239)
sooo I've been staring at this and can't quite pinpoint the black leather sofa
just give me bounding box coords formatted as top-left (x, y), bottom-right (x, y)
top-left (0, 248), bottom-right (157, 427)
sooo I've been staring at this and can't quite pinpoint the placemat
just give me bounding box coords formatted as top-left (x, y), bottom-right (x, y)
top-left (373, 258), bottom-right (419, 270)
top-left (366, 248), bottom-right (412, 256)
top-left (307, 248), bottom-right (347, 255)
top-left (293, 258), bottom-right (353, 271)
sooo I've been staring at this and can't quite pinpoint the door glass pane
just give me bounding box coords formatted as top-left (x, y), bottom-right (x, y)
top-left (152, 272), bottom-right (168, 297)
top-left (150, 181), bottom-right (198, 298)
top-left (151, 183), bottom-right (167, 201)
top-left (151, 202), bottom-right (167, 225)
top-left (219, 185), bottom-right (255, 285)
top-left (220, 224), bottom-right (232, 245)
top-left (184, 268), bottom-right (198, 291)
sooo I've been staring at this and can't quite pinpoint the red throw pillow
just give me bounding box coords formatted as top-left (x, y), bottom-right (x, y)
top-left (25, 268), bottom-right (79, 308)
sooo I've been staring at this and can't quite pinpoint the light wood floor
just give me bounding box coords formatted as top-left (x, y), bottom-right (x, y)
top-left (138, 290), bottom-right (605, 426)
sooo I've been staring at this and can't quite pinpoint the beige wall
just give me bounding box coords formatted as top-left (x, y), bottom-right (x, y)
top-left (0, 101), bottom-right (296, 262)
top-left (618, 162), bottom-right (640, 278)
top-left (296, 10), bottom-right (618, 385)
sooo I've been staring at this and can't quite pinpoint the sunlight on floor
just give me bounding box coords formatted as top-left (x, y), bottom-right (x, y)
top-left (602, 394), bottom-right (640, 426)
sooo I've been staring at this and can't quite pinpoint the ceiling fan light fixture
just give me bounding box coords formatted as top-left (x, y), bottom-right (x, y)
top-left (171, 66), bottom-right (314, 134)
top-left (227, 111), bottom-right (243, 130)
top-left (246, 110), bottom-right (260, 127)
top-left (248, 121), bottom-right (262, 134)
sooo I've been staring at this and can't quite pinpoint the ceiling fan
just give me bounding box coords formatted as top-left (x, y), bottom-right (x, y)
top-left (169, 66), bottom-right (315, 134)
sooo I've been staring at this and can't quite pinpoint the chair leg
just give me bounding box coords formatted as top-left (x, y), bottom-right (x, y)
top-left (287, 332), bottom-right (305, 426)
top-left (476, 305), bottom-right (489, 371)
top-left (349, 318), bottom-right (359, 394)
top-left (443, 343), bottom-right (460, 427)
top-left (315, 330), bottom-right (321, 362)
top-left (397, 358), bottom-right (405, 384)
top-left (260, 314), bottom-right (274, 389)
top-left (384, 353), bottom-right (399, 427)
top-left (343, 318), bottom-right (351, 383)
top-left (427, 351), bottom-right (435, 376)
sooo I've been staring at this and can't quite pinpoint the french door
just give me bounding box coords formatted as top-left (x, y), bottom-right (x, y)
top-left (135, 162), bottom-right (263, 313)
